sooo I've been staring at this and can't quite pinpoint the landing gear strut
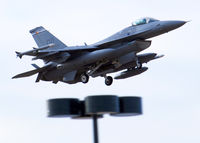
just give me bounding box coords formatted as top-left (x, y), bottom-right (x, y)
top-left (136, 61), bottom-right (142, 69)
top-left (105, 76), bottom-right (113, 86)
top-left (81, 74), bottom-right (89, 83)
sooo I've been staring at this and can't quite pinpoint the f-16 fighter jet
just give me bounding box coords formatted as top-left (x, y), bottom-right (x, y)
top-left (13, 17), bottom-right (186, 86)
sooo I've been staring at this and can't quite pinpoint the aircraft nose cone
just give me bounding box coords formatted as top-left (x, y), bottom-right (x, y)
top-left (169, 20), bottom-right (187, 29)
top-left (161, 20), bottom-right (187, 32)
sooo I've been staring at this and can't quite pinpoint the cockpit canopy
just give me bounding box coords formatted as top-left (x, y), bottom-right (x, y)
top-left (132, 17), bottom-right (159, 26)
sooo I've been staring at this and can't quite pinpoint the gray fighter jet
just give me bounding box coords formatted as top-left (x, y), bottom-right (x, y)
top-left (13, 17), bottom-right (186, 86)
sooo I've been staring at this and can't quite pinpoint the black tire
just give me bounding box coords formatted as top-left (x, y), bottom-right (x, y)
top-left (105, 76), bottom-right (113, 86)
top-left (47, 98), bottom-right (80, 117)
top-left (85, 95), bottom-right (119, 115)
top-left (111, 96), bottom-right (142, 117)
top-left (81, 74), bottom-right (89, 83)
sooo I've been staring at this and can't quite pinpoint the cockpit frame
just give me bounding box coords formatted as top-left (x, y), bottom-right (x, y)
top-left (132, 17), bottom-right (159, 26)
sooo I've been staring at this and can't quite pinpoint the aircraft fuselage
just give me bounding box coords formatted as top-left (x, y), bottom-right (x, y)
top-left (13, 18), bottom-right (186, 85)
top-left (43, 20), bottom-right (186, 82)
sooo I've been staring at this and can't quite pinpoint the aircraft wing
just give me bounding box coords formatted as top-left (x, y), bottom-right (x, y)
top-left (16, 45), bottom-right (102, 60)
top-left (39, 40), bottom-right (150, 54)
top-left (93, 29), bottom-right (153, 48)
top-left (38, 45), bottom-right (102, 53)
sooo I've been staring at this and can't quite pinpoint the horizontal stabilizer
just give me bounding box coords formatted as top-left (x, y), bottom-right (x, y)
top-left (12, 63), bottom-right (52, 79)
top-left (12, 68), bottom-right (43, 79)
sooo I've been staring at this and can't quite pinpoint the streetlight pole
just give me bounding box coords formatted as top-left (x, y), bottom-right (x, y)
top-left (93, 115), bottom-right (99, 143)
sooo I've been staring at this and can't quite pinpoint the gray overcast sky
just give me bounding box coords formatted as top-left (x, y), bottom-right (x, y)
top-left (0, 0), bottom-right (200, 143)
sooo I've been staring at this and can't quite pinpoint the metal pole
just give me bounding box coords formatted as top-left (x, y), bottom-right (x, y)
top-left (92, 115), bottom-right (99, 143)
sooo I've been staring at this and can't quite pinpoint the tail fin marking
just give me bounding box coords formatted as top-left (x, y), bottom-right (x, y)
top-left (29, 26), bottom-right (67, 50)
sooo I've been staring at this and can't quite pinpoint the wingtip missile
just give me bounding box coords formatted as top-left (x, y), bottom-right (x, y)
top-left (15, 51), bottom-right (22, 59)
top-left (154, 54), bottom-right (164, 59)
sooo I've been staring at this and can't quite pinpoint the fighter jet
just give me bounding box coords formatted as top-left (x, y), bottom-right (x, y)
top-left (13, 17), bottom-right (186, 86)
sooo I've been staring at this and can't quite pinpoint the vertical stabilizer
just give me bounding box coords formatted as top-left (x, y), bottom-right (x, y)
top-left (29, 26), bottom-right (67, 49)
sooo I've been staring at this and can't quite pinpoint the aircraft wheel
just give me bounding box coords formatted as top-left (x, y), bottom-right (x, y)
top-left (81, 74), bottom-right (89, 83)
top-left (105, 76), bottom-right (113, 86)
top-left (84, 95), bottom-right (119, 115)
top-left (136, 61), bottom-right (142, 69)
top-left (47, 98), bottom-right (80, 117)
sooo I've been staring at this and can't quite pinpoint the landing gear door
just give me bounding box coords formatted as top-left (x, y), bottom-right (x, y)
top-left (63, 71), bottom-right (77, 82)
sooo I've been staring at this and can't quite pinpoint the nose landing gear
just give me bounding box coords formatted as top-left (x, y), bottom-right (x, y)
top-left (105, 76), bottom-right (113, 86)
top-left (136, 60), bottom-right (142, 69)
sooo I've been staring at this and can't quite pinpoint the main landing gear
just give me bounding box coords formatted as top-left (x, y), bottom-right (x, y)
top-left (81, 73), bottom-right (113, 86)
top-left (81, 73), bottom-right (89, 83)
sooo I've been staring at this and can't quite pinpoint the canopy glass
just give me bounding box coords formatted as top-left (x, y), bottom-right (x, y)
top-left (132, 17), bottom-right (159, 26)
